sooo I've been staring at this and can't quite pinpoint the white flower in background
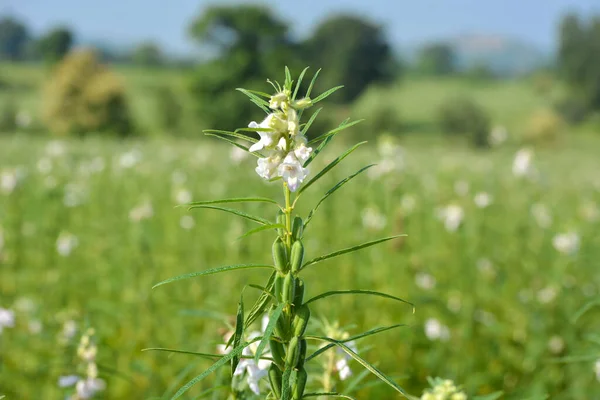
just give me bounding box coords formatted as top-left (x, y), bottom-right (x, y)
top-left (421, 378), bottom-right (467, 400)
top-left (595, 359), bottom-right (600, 382)
top-left (64, 183), bottom-right (88, 208)
top-left (229, 147), bottom-right (248, 165)
top-left (474, 192), bottom-right (493, 208)
top-left (56, 232), bottom-right (78, 257)
top-left (233, 315), bottom-right (271, 395)
top-left (46, 140), bottom-right (66, 157)
top-left (552, 232), bottom-right (580, 255)
top-left (0, 307), bottom-right (15, 334)
top-left (1, 168), bottom-right (22, 195)
top-left (61, 320), bottom-right (78, 342)
top-left (368, 136), bottom-right (404, 179)
top-left (400, 194), bottom-right (417, 214)
top-left (361, 207), bottom-right (386, 231)
top-left (415, 272), bottom-right (436, 290)
top-left (537, 286), bottom-right (558, 304)
top-left (277, 153), bottom-right (309, 192)
top-left (335, 341), bottom-right (358, 380)
top-left (530, 203), bottom-right (552, 229)
top-left (173, 188), bottom-right (192, 205)
top-left (454, 180), bottom-right (469, 196)
top-left (489, 125), bottom-right (508, 146)
top-left (37, 157), bottom-right (53, 175)
top-left (513, 148), bottom-right (533, 177)
top-left (180, 215), bottom-right (195, 230)
top-left (547, 336), bottom-right (565, 354)
top-left (424, 318), bottom-right (450, 341)
top-left (118, 149), bottom-right (142, 169)
top-left (129, 200), bottom-right (153, 222)
top-left (437, 205), bottom-right (464, 232)
top-left (60, 329), bottom-right (105, 399)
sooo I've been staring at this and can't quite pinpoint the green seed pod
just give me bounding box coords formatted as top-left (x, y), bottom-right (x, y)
top-left (282, 273), bottom-right (295, 304)
top-left (292, 305), bottom-right (310, 337)
top-left (268, 363), bottom-right (283, 398)
top-left (276, 211), bottom-right (285, 237)
top-left (285, 336), bottom-right (300, 368)
top-left (269, 340), bottom-right (286, 368)
top-left (295, 339), bottom-right (307, 369)
top-left (272, 238), bottom-right (288, 273)
top-left (291, 216), bottom-right (304, 241)
top-left (290, 240), bottom-right (304, 274)
top-left (292, 367), bottom-right (308, 400)
top-left (293, 278), bottom-right (305, 306)
top-left (274, 273), bottom-right (285, 303)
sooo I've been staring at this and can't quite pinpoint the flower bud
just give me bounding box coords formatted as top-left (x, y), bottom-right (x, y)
top-left (282, 273), bottom-right (296, 304)
top-left (293, 278), bottom-right (305, 306)
top-left (290, 240), bottom-right (304, 274)
top-left (285, 336), bottom-right (300, 368)
top-left (272, 237), bottom-right (288, 273)
top-left (293, 97), bottom-right (312, 110)
top-left (269, 340), bottom-right (286, 369)
top-left (291, 216), bottom-right (304, 241)
top-left (292, 305), bottom-right (310, 337)
top-left (292, 367), bottom-right (307, 400)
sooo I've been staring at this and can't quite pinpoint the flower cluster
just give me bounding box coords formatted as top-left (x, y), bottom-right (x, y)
top-left (248, 89), bottom-right (313, 192)
top-left (59, 328), bottom-right (105, 399)
top-left (421, 378), bottom-right (467, 400)
top-left (0, 307), bottom-right (15, 334)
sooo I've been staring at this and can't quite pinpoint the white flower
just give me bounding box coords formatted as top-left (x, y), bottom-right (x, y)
top-left (256, 153), bottom-right (283, 180)
top-left (129, 200), bottom-right (153, 222)
top-left (1, 169), bottom-right (19, 195)
top-left (75, 377), bottom-right (106, 399)
top-left (552, 232), bottom-right (580, 255)
top-left (474, 192), bottom-right (492, 208)
top-left (287, 108), bottom-right (299, 136)
top-left (424, 318), bottom-right (450, 341)
top-left (277, 153), bottom-right (308, 192)
top-left (180, 215), bottom-right (195, 230)
top-left (248, 114), bottom-right (286, 152)
top-left (595, 359), bottom-right (600, 382)
top-left (531, 203), bottom-right (552, 228)
top-left (335, 340), bottom-right (357, 380)
top-left (548, 336), bottom-right (564, 354)
top-left (0, 307), bottom-right (15, 333)
top-left (437, 205), bottom-right (464, 232)
top-left (46, 140), bottom-right (66, 157)
top-left (537, 286), bottom-right (558, 304)
top-left (56, 232), bottom-right (78, 257)
top-left (59, 375), bottom-right (80, 387)
top-left (118, 149), bottom-right (142, 169)
top-left (415, 273), bottom-right (436, 290)
top-left (293, 142), bottom-right (312, 164)
top-left (361, 207), bottom-right (386, 231)
top-left (513, 148), bottom-right (533, 177)
top-left (61, 320), bottom-right (77, 341)
top-left (233, 315), bottom-right (271, 394)
top-left (174, 188), bottom-right (192, 205)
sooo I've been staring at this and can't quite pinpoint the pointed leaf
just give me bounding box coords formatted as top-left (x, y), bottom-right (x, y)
top-left (308, 119), bottom-right (364, 145)
top-left (153, 264), bottom-right (273, 289)
top-left (236, 88), bottom-right (270, 113)
top-left (305, 336), bottom-right (409, 398)
top-left (247, 284), bottom-right (275, 300)
top-left (285, 66), bottom-right (292, 90)
top-left (304, 290), bottom-right (414, 311)
top-left (204, 132), bottom-right (259, 156)
top-left (304, 134), bottom-right (333, 167)
top-left (299, 142), bottom-right (367, 194)
top-left (203, 129), bottom-right (258, 143)
top-left (245, 271), bottom-right (277, 328)
top-left (237, 224), bottom-right (287, 240)
top-left (254, 302), bottom-right (285, 363)
top-left (301, 107), bottom-right (323, 136)
top-left (303, 394), bottom-right (358, 400)
top-left (306, 324), bottom-right (406, 362)
top-left (312, 85), bottom-right (344, 104)
top-left (299, 69), bottom-right (321, 119)
top-left (231, 296), bottom-right (245, 375)
top-left (244, 89), bottom-right (271, 98)
top-left (572, 298), bottom-right (600, 323)
top-left (302, 235), bottom-right (406, 270)
top-left (169, 338), bottom-right (261, 400)
top-left (188, 197), bottom-right (279, 207)
top-left (188, 205), bottom-right (271, 225)
top-left (305, 164), bottom-right (376, 227)
top-left (293, 67), bottom-right (309, 100)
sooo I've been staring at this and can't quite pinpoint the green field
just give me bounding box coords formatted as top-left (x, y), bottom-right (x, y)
top-left (1, 64), bottom-right (600, 399)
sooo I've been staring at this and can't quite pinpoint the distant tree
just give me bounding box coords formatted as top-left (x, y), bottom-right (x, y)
top-left (303, 15), bottom-right (395, 103)
top-left (187, 4), bottom-right (298, 130)
top-left (0, 17), bottom-right (30, 61)
top-left (557, 13), bottom-right (600, 115)
top-left (132, 41), bottom-right (164, 66)
top-left (417, 43), bottom-right (456, 76)
top-left (37, 26), bottom-right (74, 63)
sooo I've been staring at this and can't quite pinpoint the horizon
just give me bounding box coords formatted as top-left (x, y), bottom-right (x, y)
top-left (2, 0), bottom-right (600, 56)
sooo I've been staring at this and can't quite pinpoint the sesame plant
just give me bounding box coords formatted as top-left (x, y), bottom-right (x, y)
top-left (148, 68), bottom-right (415, 399)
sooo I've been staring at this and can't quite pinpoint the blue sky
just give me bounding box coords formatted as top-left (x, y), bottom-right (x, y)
top-left (3, 0), bottom-right (599, 55)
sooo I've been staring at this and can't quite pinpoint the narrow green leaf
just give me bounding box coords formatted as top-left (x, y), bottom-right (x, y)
top-left (303, 393), bottom-right (357, 400)
top-left (142, 348), bottom-right (224, 360)
top-left (344, 368), bottom-right (373, 393)
top-left (187, 205), bottom-right (271, 225)
top-left (473, 392), bottom-right (504, 400)
top-left (306, 324), bottom-right (406, 362)
top-left (293, 67), bottom-right (309, 100)
top-left (247, 284), bottom-right (275, 300)
top-left (203, 129), bottom-right (258, 143)
top-left (231, 296), bottom-right (245, 375)
top-left (572, 298), bottom-right (600, 323)
top-left (244, 89), bottom-right (272, 98)
top-left (305, 336), bottom-right (409, 398)
top-left (204, 132), bottom-right (258, 155)
top-left (305, 164), bottom-right (376, 227)
top-left (304, 134), bottom-right (333, 167)
top-left (551, 353), bottom-right (600, 363)
top-left (312, 85), bottom-right (344, 104)
top-left (153, 264), bottom-right (273, 289)
top-left (236, 88), bottom-right (270, 113)
top-left (302, 234), bottom-right (406, 270)
top-left (299, 142), bottom-right (367, 194)
top-left (304, 290), bottom-right (414, 311)
top-left (285, 66), bottom-right (292, 90)
top-left (237, 224), bottom-right (287, 240)
top-left (308, 119), bottom-right (364, 145)
top-left (245, 271), bottom-right (277, 328)
top-left (305, 68), bottom-right (321, 99)
top-left (281, 366), bottom-right (292, 400)
top-left (254, 302), bottom-right (285, 363)
top-left (301, 107), bottom-right (323, 136)
top-left (191, 386), bottom-right (230, 400)
top-left (169, 338), bottom-right (261, 400)
top-left (187, 197), bottom-right (279, 207)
